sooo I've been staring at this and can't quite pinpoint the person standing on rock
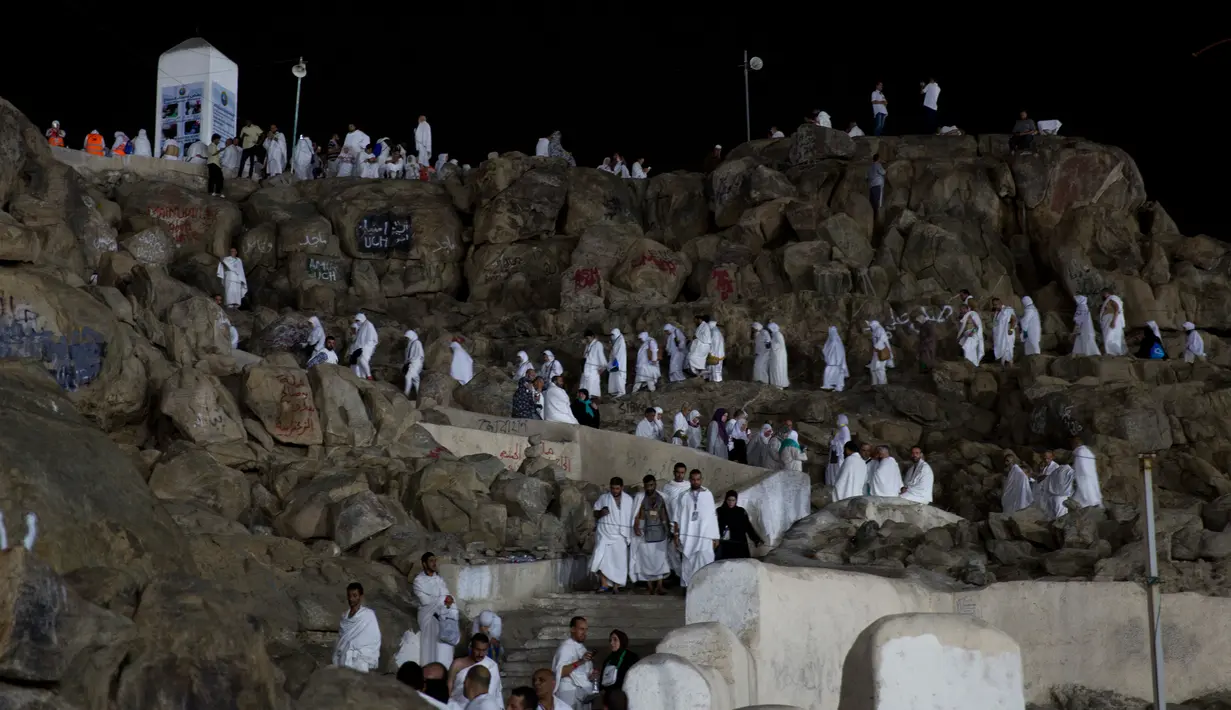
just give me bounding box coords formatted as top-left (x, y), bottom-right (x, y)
top-left (132, 128), bottom-right (152, 157)
top-left (920, 77), bottom-right (941, 133)
top-left (767, 322), bottom-right (789, 388)
top-left (672, 469), bottom-right (720, 587)
top-left (1020, 297), bottom-right (1042, 355)
top-left (1070, 436), bottom-right (1103, 509)
top-left (631, 331), bottom-right (660, 393)
top-left (581, 331), bottom-right (607, 400)
top-left (991, 298), bottom-right (1018, 366)
top-left (825, 415), bottom-right (852, 487)
top-left (747, 423), bottom-right (776, 469)
top-left (512, 371), bottom-right (540, 419)
top-left (263, 125), bottom-right (287, 176)
top-left (1001, 452), bottom-right (1034, 514)
top-left (450, 338), bottom-right (474, 385)
top-left (687, 316), bottom-right (712, 378)
top-left (751, 322), bottom-right (771, 384)
top-left (663, 323), bottom-right (688, 382)
top-left (305, 316), bottom-right (326, 353)
top-left (870, 445), bottom-right (904, 497)
top-left (868, 320), bottom-right (893, 386)
top-left (413, 553), bottom-right (457, 668)
top-left (206, 134), bottom-right (224, 197)
top-left (1184, 322), bottom-right (1206, 363)
top-left (833, 440), bottom-right (869, 501)
top-left (900, 446), bottom-right (934, 504)
top-left (776, 430), bottom-right (807, 472)
top-left (867, 153), bottom-right (886, 214)
top-left (1099, 288), bottom-right (1127, 356)
top-left (726, 409), bottom-right (750, 463)
top-left (1038, 462), bottom-right (1076, 520)
top-left (238, 120), bottom-right (263, 177)
top-left (592, 477), bottom-right (634, 593)
top-left (221, 137), bottom-right (242, 178)
top-left (958, 304), bottom-right (984, 366)
top-left (415, 115), bottom-right (432, 166)
top-left (707, 409), bottom-right (730, 459)
top-left (403, 330), bottom-right (424, 398)
top-left (631, 474), bottom-right (673, 594)
top-left (541, 350), bottom-right (564, 381)
top-left (707, 319), bottom-right (727, 382)
top-left (821, 326), bottom-right (848, 391)
top-left (608, 328), bottom-right (628, 397)
top-left (544, 375), bottom-right (579, 424)
top-left (1072, 295), bottom-right (1101, 356)
top-left (349, 314), bottom-right (379, 380)
top-left (871, 81), bottom-right (889, 136)
top-left (216, 247), bottom-right (247, 309)
top-left (332, 582), bottom-right (382, 673)
top-left (514, 351), bottom-right (534, 380)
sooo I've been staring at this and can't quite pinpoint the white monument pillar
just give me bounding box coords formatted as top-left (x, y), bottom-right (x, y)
top-left (154, 38), bottom-right (239, 157)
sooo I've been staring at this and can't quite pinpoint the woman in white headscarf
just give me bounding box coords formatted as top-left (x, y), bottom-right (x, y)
top-left (868, 321), bottom-right (893, 386)
top-left (751, 323), bottom-right (770, 384)
top-left (767, 322), bottom-right (789, 388)
top-left (663, 324), bottom-right (687, 382)
top-left (598, 157), bottom-right (615, 173)
top-left (514, 351), bottom-right (534, 380)
top-left (826, 414), bottom-right (852, 486)
top-left (608, 328), bottom-right (628, 397)
top-left (540, 350), bottom-right (563, 381)
top-left (304, 316), bottom-right (326, 353)
top-left (1000, 451), bottom-right (1034, 514)
top-left (746, 423), bottom-right (775, 469)
top-left (450, 338), bottom-right (474, 385)
top-left (707, 319), bottom-right (726, 382)
top-left (778, 431), bottom-right (807, 472)
top-left (434, 153), bottom-right (449, 172)
top-left (726, 409), bottom-right (750, 464)
top-left (349, 313), bottom-right (379, 380)
top-left (292, 136), bottom-right (314, 180)
top-left (403, 330), bottom-right (424, 397)
top-left (132, 129), bottom-right (153, 157)
top-left (472, 610), bottom-right (504, 662)
top-left (1184, 322), bottom-right (1205, 363)
top-left (632, 332), bottom-right (660, 393)
top-left (822, 326), bottom-right (848, 391)
top-left (1019, 296), bottom-right (1042, 355)
top-left (1071, 295), bottom-right (1100, 356)
top-left (686, 410), bottom-right (703, 449)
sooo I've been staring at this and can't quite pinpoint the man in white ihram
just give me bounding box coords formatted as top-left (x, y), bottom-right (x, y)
top-left (349, 313), bottom-right (379, 380)
top-left (415, 115), bottom-right (432, 167)
top-left (899, 446), bottom-right (934, 504)
top-left (216, 247), bottom-right (247, 309)
top-left (671, 469), bottom-right (719, 588)
top-left (543, 374), bottom-right (579, 424)
top-left (687, 316), bottom-right (712, 378)
top-left (751, 322), bottom-right (770, 384)
top-left (580, 330), bottom-right (606, 402)
top-left (607, 328), bottom-right (627, 397)
top-left (661, 462), bottom-right (691, 576)
top-left (1070, 436), bottom-right (1104, 509)
top-left (707, 319), bottom-right (726, 382)
top-left (869, 445), bottom-right (903, 497)
top-left (991, 297), bottom-right (1017, 366)
top-left (1019, 296), bottom-right (1042, 355)
top-left (552, 617), bottom-right (595, 709)
top-left (833, 440), bottom-right (869, 501)
top-left (591, 477), bottom-right (634, 593)
top-left (413, 552), bottom-right (456, 667)
top-left (332, 582), bottom-right (381, 672)
top-left (403, 330), bottom-right (424, 398)
top-left (1099, 288), bottom-right (1127, 356)
top-left (767, 322), bottom-right (789, 388)
top-left (958, 303), bottom-right (984, 366)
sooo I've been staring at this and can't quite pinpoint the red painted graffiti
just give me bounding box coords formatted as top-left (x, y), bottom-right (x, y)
top-left (712, 268), bottom-right (735, 301)
top-left (573, 267), bottom-right (600, 290)
top-left (147, 204), bottom-right (211, 244)
top-left (633, 251), bottom-right (678, 276)
top-left (427, 446), bottom-right (444, 459)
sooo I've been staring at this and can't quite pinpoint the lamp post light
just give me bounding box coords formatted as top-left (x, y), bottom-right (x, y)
top-left (291, 58), bottom-right (307, 149)
top-left (741, 51), bottom-right (763, 144)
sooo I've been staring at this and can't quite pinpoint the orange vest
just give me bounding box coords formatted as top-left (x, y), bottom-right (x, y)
top-left (84, 133), bottom-right (105, 156)
top-left (48, 133), bottom-right (64, 147)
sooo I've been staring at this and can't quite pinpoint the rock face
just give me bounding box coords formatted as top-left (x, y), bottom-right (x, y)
top-left (4, 93), bottom-right (1231, 705)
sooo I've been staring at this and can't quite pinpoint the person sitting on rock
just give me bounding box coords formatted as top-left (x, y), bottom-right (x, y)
top-left (900, 446), bottom-right (934, 504)
top-left (544, 375), bottom-right (578, 424)
top-left (597, 157), bottom-right (615, 173)
top-left (1010, 110), bottom-right (1038, 153)
top-left (634, 407), bottom-right (659, 440)
top-left (769, 126), bottom-right (785, 138)
top-left (631, 158), bottom-right (650, 178)
top-left (612, 153), bottom-right (631, 178)
top-left (833, 440), bottom-right (868, 501)
top-left (348, 314), bottom-right (379, 380)
top-left (571, 387), bottom-right (600, 428)
top-left (308, 336), bottom-right (339, 368)
top-left (869, 445), bottom-right (903, 497)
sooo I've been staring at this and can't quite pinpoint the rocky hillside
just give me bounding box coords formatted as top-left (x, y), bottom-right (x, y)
top-left (4, 91), bottom-right (1231, 709)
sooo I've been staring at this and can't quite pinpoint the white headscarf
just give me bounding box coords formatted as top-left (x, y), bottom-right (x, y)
top-left (450, 341), bottom-right (474, 384)
top-left (515, 351), bottom-right (533, 380)
top-left (1184, 322), bottom-right (1205, 358)
top-left (768, 322), bottom-right (780, 334)
top-left (543, 350), bottom-right (555, 362)
top-left (638, 331), bottom-right (649, 343)
top-left (1074, 295), bottom-right (1089, 319)
top-left (472, 610), bottom-right (503, 640)
top-left (752, 322), bottom-right (763, 331)
top-left (824, 326), bottom-right (847, 371)
top-left (112, 131), bottom-right (129, 152)
top-left (1022, 296), bottom-right (1035, 308)
top-left (1146, 321), bottom-right (1161, 340)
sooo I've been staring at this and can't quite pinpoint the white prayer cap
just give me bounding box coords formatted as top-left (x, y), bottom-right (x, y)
top-left (1184, 322), bottom-right (1196, 331)
top-left (663, 324), bottom-right (674, 332)
top-left (543, 350), bottom-right (555, 359)
top-left (405, 329), bottom-right (417, 340)
top-left (751, 322), bottom-right (763, 330)
top-left (654, 407), bottom-right (663, 414)
top-left (354, 313), bottom-right (367, 323)
top-left (1022, 296), bottom-right (1034, 306)
top-left (714, 144), bottom-right (721, 149)
top-left (611, 328), bottom-right (621, 336)
top-left (638, 331), bottom-right (649, 341)
top-left (837, 414), bottom-right (849, 426)
top-left (768, 322), bottom-right (780, 332)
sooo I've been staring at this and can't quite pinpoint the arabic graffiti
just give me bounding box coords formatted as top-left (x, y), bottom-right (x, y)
top-left (711, 267), bottom-right (735, 301)
top-left (147, 204), bottom-right (209, 244)
top-left (483, 256), bottom-right (524, 284)
top-left (273, 372), bottom-right (318, 437)
top-left (572, 267), bottom-right (600, 290)
top-left (427, 446), bottom-right (444, 459)
top-left (632, 251), bottom-right (678, 276)
top-left (355, 213), bottom-right (413, 254)
top-left (478, 418), bottom-right (528, 436)
top-left (880, 304), bottom-right (955, 332)
top-left (1059, 404), bottom-right (1083, 435)
top-left (0, 295), bottom-right (106, 391)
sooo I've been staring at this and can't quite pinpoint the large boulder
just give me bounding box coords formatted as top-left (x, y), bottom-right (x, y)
top-left (471, 153), bottom-right (569, 245)
top-left (319, 181), bottom-right (464, 273)
top-left (243, 365), bottom-right (324, 446)
top-left (643, 172), bottom-right (710, 248)
top-left (465, 237), bottom-right (575, 309)
top-left (114, 181), bottom-right (242, 257)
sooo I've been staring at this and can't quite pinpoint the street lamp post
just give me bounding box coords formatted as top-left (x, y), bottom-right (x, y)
top-left (741, 51), bottom-right (763, 144)
top-left (291, 58), bottom-right (307, 150)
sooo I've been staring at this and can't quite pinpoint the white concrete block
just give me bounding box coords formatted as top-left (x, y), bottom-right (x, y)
top-left (837, 613), bottom-right (1024, 710)
top-left (624, 653), bottom-right (716, 710)
top-left (657, 622), bottom-right (756, 709)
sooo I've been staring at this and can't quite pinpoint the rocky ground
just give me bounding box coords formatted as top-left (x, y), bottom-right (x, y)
top-left (3, 89), bottom-right (1231, 708)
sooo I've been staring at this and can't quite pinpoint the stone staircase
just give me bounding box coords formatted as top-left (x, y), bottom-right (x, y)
top-left (498, 592), bottom-right (686, 692)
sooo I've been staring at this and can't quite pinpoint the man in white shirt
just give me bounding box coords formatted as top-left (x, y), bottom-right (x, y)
top-left (900, 446), bottom-right (934, 504)
top-left (552, 617), bottom-right (595, 708)
top-left (449, 634), bottom-right (502, 705)
top-left (533, 667), bottom-right (574, 710)
top-left (920, 77), bottom-right (941, 133)
top-left (460, 665), bottom-right (501, 710)
top-left (871, 81), bottom-right (889, 136)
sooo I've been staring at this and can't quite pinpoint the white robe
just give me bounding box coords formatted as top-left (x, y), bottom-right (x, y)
top-left (216, 256), bottom-right (247, 306)
top-left (768, 325), bottom-right (789, 387)
top-left (264, 133), bottom-right (287, 176)
top-left (1100, 295), bottom-right (1127, 356)
top-left (1020, 301), bottom-right (1041, 355)
top-left (825, 423), bottom-right (852, 486)
top-left (608, 332), bottom-right (628, 396)
top-left (1038, 464), bottom-right (1075, 520)
top-left (581, 339), bottom-right (606, 397)
top-left (870, 457), bottom-right (904, 497)
top-left (350, 318), bottom-right (379, 379)
top-left (634, 337), bottom-right (661, 389)
top-left (747, 430), bottom-right (776, 469)
top-left (415, 122), bottom-right (433, 165)
top-left (552, 638), bottom-right (593, 708)
top-left (630, 492), bottom-right (672, 582)
top-left (292, 137), bottom-right (313, 179)
top-left (543, 383), bottom-right (578, 424)
top-left (1072, 445), bottom-right (1103, 508)
top-left (514, 352), bottom-right (533, 380)
top-left (404, 333), bottom-right (424, 396)
top-left (540, 356), bottom-right (564, 381)
top-left (869, 324), bottom-right (894, 386)
top-left (687, 322), bottom-right (712, 373)
top-left (708, 324), bottom-right (726, 382)
top-left (221, 144), bottom-right (242, 177)
top-left (535, 138), bottom-right (550, 157)
top-left (822, 328), bottom-right (848, 391)
top-left (635, 419), bottom-right (659, 440)
top-left (993, 306), bottom-right (1016, 364)
top-left (359, 153), bottom-right (381, 179)
top-left (665, 326), bottom-right (688, 382)
top-left (833, 452), bottom-right (869, 501)
top-left (332, 606), bottom-right (382, 673)
top-left (1001, 464), bottom-right (1034, 514)
top-left (591, 492), bottom-right (634, 586)
top-left (1185, 327), bottom-right (1206, 363)
top-left (901, 460), bottom-right (934, 504)
top-left (1072, 297), bottom-right (1101, 356)
top-left (412, 572), bottom-right (455, 667)
top-left (632, 161), bottom-right (649, 178)
top-left (959, 311), bottom-right (985, 366)
top-left (305, 316), bottom-right (326, 352)
top-left (751, 327), bottom-right (770, 383)
top-left (344, 129), bottom-right (371, 161)
top-left (672, 487), bottom-right (719, 587)
top-left (451, 657), bottom-right (501, 704)
top-left (671, 411), bottom-right (689, 445)
top-left (132, 129), bottom-right (152, 157)
top-left (450, 343), bottom-right (474, 385)
top-left (660, 480), bottom-right (690, 573)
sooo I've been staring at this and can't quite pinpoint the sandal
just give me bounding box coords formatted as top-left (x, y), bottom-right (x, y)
top-left (596, 586), bottom-right (611, 593)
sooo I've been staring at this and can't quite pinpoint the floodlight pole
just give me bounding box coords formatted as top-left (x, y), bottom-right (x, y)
top-left (743, 50), bottom-right (752, 144)
top-left (1139, 452), bottom-right (1167, 710)
top-left (291, 57), bottom-right (305, 153)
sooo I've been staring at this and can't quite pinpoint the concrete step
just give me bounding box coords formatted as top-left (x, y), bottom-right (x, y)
top-left (521, 597), bottom-right (686, 614)
top-left (533, 624), bottom-right (680, 640)
top-left (503, 638), bottom-right (663, 662)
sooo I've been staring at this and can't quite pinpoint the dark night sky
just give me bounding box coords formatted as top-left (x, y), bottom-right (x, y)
top-left (3, 16), bottom-right (1227, 237)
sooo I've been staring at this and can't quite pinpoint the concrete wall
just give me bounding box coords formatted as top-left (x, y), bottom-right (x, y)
top-left (438, 556), bottom-right (590, 613)
top-left (419, 422), bottom-right (582, 478)
top-left (52, 146), bottom-right (207, 191)
top-left (682, 560), bottom-right (1231, 710)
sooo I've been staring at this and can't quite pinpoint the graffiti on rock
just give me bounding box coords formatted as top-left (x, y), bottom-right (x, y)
top-left (356, 213), bottom-right (414, 254)
top-left (307, 257), bottom-right (342, 283)
top-left (572, 267), bottom-right (600, 290)
top-left (259, 320), bottom-right (313, 352)
top-left (484, 256), bottom-right (524, 283)
top-left (478, 418), bottom-right (528, 436)
top-left (633, 251), bottom-right (678, 276)
top-left (881, 304), bottom-right (955, 333)
top-left (274, 373), bottom-right (318, 437)
top-left (147, 204), bottom-right (209, 244)
top-left (0, 296), bottom-right (106, 391)
top-left (711, 268), bottom-right (735, 301)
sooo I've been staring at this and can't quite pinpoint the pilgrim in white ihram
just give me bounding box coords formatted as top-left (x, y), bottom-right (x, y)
top-left (412, 553), bottom-right (456, 667)
top-left (608, 328), bottom-right (628, 397)
top-left (1100, 290), bottom-right (1127, 356)
top-left (672, 473), bottom-right (719, 587)
top-left (1019, 297), bottom-right (1042, 355)
top-left (1072, 295), bottom-right (1101, 356)
top-left (663, 323), bottom-right (688, 382)
top-left (349, 313), bottom-right (378, 380)
top-left (822, 326), bottom-right (848, 391)
top-left (751, 323), bottom-right (770, 383)
top-left (631, 331), bottom-right (661, 393)
top-left (825, 414), bottom-right (852, 486)
top-left (216, 249), bottom-right (247, 308)
top-left (591, 481), bottom-right (634, 590)
top-left (767, 322), bottom-right (789, 388)
top-left (403, 330), bottom-right (424, 397)
top-left (332, 585), bottom-right (381, 673)
top-left (581, 332), bottom-right (607, 398)
top-left (450, 339), bottom-right (474, 385)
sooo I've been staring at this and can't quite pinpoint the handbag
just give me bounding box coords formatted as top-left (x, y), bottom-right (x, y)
top-left (601, 651), bottom-right (625, 687)
top-left (348, 350), bottom-right (361, 366)
top-left (876, 347), bottom-right (891, 361)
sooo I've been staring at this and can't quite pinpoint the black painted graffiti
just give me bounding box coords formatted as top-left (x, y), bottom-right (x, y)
top-left (307, 257), bottom-right (342, 282)
top-left (477, 418), bottom-right (528, 435)
top-left (356, 213), bottom-right (414, 254)
top-left (0, 298), bottom-right (106, 392)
